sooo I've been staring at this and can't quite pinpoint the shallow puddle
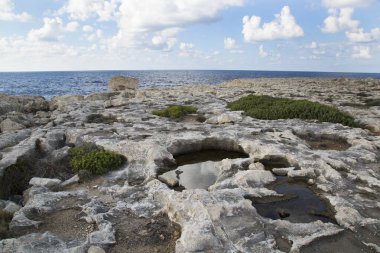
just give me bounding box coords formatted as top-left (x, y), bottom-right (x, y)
top-left (251, 176), bottom-right (335, 223)
top-left (301, 228), bottom-right (378, 253)
top-left (159, 150), bottom-right (248, 190)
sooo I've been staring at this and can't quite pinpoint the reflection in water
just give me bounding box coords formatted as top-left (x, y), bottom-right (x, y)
top-left (176, 161), bottom-right (219, 190)
top-left (159, 149), bottom-right (249, 190)
top-left (251, 176), bottom-right (336, 224)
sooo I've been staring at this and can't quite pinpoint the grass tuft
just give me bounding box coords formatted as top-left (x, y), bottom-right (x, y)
top-left (69, 145), bottom-right (124, 175)
top-left (228, 95), bottom-right (358, 127)
top-left (152, 105), bottom-right (197, 118)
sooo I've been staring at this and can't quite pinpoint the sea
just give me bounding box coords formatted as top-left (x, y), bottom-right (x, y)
top-left (0, 70), bottom-right (379, 99)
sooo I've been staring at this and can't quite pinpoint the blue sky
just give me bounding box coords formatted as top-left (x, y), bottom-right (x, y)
top-left (0, 0), bottom-right (379, 72)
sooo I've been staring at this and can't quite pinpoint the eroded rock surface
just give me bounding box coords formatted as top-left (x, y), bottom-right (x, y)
top-left (0, 77), bottom-right (380, 253)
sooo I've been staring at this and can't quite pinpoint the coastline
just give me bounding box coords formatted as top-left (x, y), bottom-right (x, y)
top-left (0, 77), bottom-right (380, 252)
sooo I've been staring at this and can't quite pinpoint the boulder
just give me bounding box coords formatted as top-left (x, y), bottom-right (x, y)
top-left (50, 94), bottom-right (84, 111)
top-left (88, 246), bottom-right (106, 253)
top-left (0, 118), bottom-right (26, 133)
top-left (206, 112), bottom-right (242, 124)
top-left (0, 93), bottom-right (49, 115)
top-left (29, 177), bottom-right (62, 190)
top-left (158, 173), bottom-right (179, 187)
top-left (108, 76), bottom-right (138, 93)
top-left (61, 174), bottom-right (80, 187)
top-left (3, 201), bottom-right (22, 214)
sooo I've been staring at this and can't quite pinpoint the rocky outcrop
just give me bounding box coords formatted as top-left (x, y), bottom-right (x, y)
top-left (0, 93), bottom-right (49, 115)
top-left (1, 77), bottom-right (380, 253)
top-left (108, 76), bottom-right (138, 95)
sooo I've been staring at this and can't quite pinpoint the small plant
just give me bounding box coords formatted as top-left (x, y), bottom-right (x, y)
top-left (0, 210), bottom-right (13, 239)
top-left (228, 95), bottom-right (358, 127)
top-left (69, 145), bottom-right (124, 175)
top-left (152, 105), bottom-right (197, 118)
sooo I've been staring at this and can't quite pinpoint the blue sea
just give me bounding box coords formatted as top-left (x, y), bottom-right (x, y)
top-left (0, 70), bottom-right (379, 99)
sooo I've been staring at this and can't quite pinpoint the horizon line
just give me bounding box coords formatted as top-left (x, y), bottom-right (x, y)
top-left (0, 69), bottom-right (379, 75)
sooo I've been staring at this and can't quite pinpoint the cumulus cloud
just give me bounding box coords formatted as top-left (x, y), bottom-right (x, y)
top-left (306, 41), bottom-right (318, 49)
top-left (60, 0), bottom-right (119, 21)
top-left (242, 6), bottom-right (304, 42)
top-left (150, 28), bottom-right (180, 51)
top-left (321, 8), bottom-right (359, 33)
top-left (0, 0), bottom-right (32, 22)
top-left (111, 0), bottom-right (244, 49)
top-left (352, 45), bottom-right (371, 58)
top-left (66, 21), bottom-right (79, 32)
top-left (224, 37), bottom-right (237, 49)
top-left (28, 17), bottom-right (77, 41)
top-left (259, 45), bottom-right (268, 57)
top-left (83, 25), bottom-right (94, 33)
top-left (179, 42), bottom-right (194, 57)
top-left (322, 0), bottom-right (373, 8)
top-left (346, 28), bottom-right (380, 42)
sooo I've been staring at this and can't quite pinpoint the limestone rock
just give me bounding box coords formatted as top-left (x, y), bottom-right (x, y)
top-left (0, 93), bottom-right (48, 115)
top-left (85, 92), bottom-right (119, 101)
top-left (3, 201), bottom-right (22, 214)
top-left (272, 167), bottom-right (296, 176)
top-left (29, 177), bottom-right (62, 190)
top-left (108, 76), bottom-right (138, 92)
top-left (88, 246), bottom-right (106, 253)
top-left (206, 112), bottom-right (242, 124)
top-left (249, 162), bottom-right (265, 170)
top-left (61, 174), bottom-right (80, 187)
top-left (158, 174), bottom-right (178, 187)
top-left (0, 118), bottom-right (26, 133)
top-left (50, 94), bottom-right (84, 111)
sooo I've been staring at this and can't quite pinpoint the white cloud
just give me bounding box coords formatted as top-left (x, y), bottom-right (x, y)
top-left (60, 0), bottom-right (119, 21)
top-left (112, 0), bottom-right (244, 49)
top-left (322, 8), bottom-right (359, 33)
top-left (150, 28), bottom-right (180, 51)
top-left (28, 17), bottom-right (65, 41)
top-left (28, 17), bottom-right (77, 42)
top-left (0, 0), bottom-right (32, 22)
top-left (352, 45), bottom-right (371, 58)
top-left (306, 41), bottom-right (318, 49)
top-left (83, 25), bottom-right (94, 33)
top-left (259, 45), bottom-right (268, 57)
top-left (242, 6), bottom-right (304, 42)
top-left (180, 42), bottom-right (194, 51)
top-left (346, 28), bottom-right (380, 42)
top-left (224, 37), bottom-right (237, 49)
top-left (66, 21), bottom-right (79, 32)
top-left (179, 42), bottom-right (194, 57)
top-left (322, 0), bottom-right (373, 8)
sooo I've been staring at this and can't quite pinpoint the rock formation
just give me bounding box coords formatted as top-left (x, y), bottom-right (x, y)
top-left (0, 77), bottom-right (379, 253)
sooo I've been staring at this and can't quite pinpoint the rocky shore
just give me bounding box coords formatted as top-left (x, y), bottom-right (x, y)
top-left (0, 77), bottom-right (379, 253)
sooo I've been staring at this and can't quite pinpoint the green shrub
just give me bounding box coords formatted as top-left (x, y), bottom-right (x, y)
top-left (152, 105), bottom-right (197, 118)
top-left (228, 95), bottom-right (358, 127)
top-left (0, 210), bottom-right (12, 239)
top-left (69, 145), bottom-right (124, 175)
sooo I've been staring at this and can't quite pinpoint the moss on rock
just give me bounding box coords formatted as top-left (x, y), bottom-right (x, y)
top-left (228, 95), bottom-right (358, 127)
top-left (69, 145), bottom-right (124, 175)
top-left (152, 105), bottom-right (197, 119)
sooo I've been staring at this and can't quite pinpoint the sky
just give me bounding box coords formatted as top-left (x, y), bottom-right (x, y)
top-left (0, 0), bottom-right (379, 72)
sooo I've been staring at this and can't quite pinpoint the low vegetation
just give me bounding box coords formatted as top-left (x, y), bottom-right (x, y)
top-left (69, 145), bottom-right (124, 175)
top-left (152, 105), bottom-right (198, 118)
top-left (228, 95), bottom-right (358, 127)
top-left (0, 210), bottom-right (12, 239)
